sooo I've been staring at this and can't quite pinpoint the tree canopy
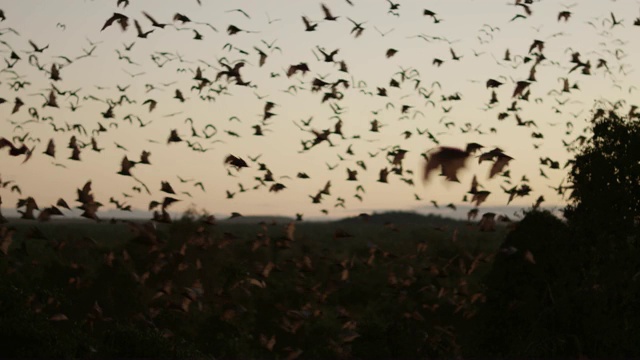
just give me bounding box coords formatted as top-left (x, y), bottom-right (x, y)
top-left (564, 107), bottom-right (640, 238)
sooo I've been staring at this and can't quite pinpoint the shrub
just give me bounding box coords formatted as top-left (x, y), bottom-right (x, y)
top-left (99, 322), bottom-right (206, 359)
top-left (0, 282), bottom-right (91, 359)
top-left (462, 210), bottom-right (576, 358)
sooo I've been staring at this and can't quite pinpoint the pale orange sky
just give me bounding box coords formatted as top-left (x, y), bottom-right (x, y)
top-left (1, 0), bottom-right (638, 220)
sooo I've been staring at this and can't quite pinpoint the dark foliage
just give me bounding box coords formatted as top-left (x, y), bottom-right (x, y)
top-left (565, 108), bottom-right (640, 239)
top-left (462, 210), bottom-right (579, 357)
top-left (464, 107), bottom-right (640, 359)
top-left (0, 213), bottom-right (500, 359)
top-left (0, 283), bottom-right (90, 359)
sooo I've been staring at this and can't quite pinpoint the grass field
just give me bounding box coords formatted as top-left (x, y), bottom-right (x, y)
top-left (0, 211), bottom-right (512, 358)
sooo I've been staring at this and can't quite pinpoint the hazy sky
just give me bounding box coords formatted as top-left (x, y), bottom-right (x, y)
top-left (0, 0), bottom-right (638, 220)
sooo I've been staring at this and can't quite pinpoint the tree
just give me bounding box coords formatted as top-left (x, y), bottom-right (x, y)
top-left (465, 106), bottom-right (640, 358)
top-left (564, 107), bottom-right (640, 239)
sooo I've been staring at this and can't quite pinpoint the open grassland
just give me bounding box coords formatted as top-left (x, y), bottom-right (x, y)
top-left (0, 212), bottom-right (508, 358)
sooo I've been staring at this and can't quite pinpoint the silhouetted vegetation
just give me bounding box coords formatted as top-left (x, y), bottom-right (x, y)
top-left (565, 107), bottom-right (640, 238)
top-left (462, 211), bottom-right (579, 357)
top-left (562, 107), bottom-right (640, 357)
top-left (1, 213), bottom-right (504, 359)
top-left (463, 107), bottom-right (640, 358)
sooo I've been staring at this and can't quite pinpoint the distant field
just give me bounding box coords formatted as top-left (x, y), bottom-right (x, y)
top-left (0, 211), bottom-right (508, 358)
